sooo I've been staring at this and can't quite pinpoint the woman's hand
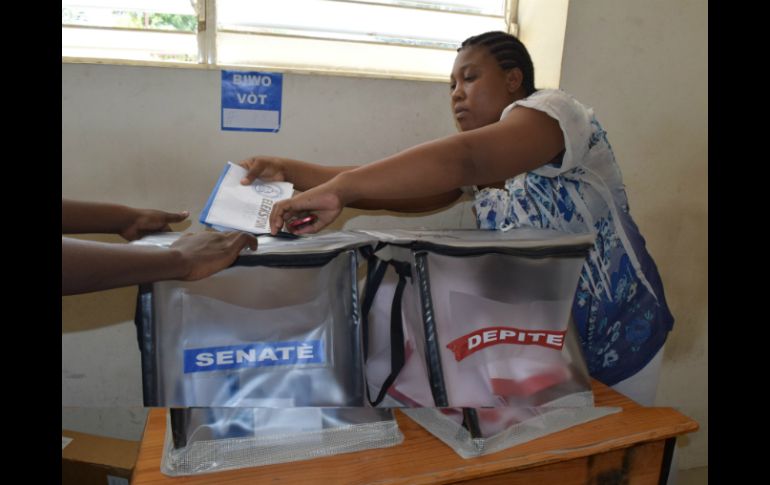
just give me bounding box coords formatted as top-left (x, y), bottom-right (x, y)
top-left (269, 183), bottom-right (344, 235)
top-left (238, 156), bottom-right (290, 185)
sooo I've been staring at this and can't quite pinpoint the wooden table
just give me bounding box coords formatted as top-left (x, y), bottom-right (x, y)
top-left (132, 380), bottom-right (698, 484)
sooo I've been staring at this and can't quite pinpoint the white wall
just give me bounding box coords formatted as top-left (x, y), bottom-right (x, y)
top-left (559, 0), bottom-right (708, 470)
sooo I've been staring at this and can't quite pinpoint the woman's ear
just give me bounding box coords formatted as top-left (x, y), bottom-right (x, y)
top-left (506, 67), bottom-right (524, 94)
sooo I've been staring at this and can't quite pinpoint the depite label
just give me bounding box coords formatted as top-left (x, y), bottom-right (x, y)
top-left (184, 340), bottom-right (324, 373)
top-left (446, 327), bottom-right (565, 362)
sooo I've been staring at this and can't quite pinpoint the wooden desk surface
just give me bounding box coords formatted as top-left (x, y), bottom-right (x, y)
top-left (132, 381), bottom-right (698, 484)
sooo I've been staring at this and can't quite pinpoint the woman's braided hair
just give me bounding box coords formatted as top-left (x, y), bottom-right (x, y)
top-left (459, 31), bottom-right (536, 95)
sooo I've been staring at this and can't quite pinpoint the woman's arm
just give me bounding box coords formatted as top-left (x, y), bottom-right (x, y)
top-left (338, 106), bottom-right (564, 203)
top-left (270, 106), bottom-right (564, 234)
top-left (239, 157), bottom-right (464, 212)
top-left (239, 156), bottom-right (347, 192)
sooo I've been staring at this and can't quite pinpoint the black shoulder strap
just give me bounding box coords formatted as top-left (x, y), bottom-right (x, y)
top-left (361, 256), bottom-right (411, 407)
top-left (360, 248), bottom-right (389, 362)
top-left (462, 408), bottom-right (482, 438)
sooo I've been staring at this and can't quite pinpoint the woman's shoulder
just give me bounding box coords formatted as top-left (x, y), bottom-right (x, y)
top-left (523, 89), bottom-right (590, 112)
top-left (503, 89), bottom-right (592, 123)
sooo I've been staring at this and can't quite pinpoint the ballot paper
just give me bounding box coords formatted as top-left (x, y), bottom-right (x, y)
top-left (200, 162), bottom-right (294, 234)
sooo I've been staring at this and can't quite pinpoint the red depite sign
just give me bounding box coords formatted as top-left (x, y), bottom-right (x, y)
top-left (446, 326), bottom-right (566, 362)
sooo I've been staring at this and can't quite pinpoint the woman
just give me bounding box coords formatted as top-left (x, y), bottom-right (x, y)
top-left (241, 31), bottom-right (674, 405)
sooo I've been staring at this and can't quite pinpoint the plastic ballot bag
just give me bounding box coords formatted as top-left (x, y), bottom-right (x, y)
top-left (396, 318), bottom-right (619, 458)
top-left (361, 228), bottom-right (596, 408)
top-left (133, 231), bottom-right (378, 408)
top-left (359, 228), bottom-right (620, 456)
top-left (160, 407), bottom-right (403, 475)
top-left (400, 400), bottom-right (619, 458)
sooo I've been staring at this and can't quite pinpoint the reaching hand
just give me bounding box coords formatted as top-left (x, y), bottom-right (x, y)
top-left (120, 209), bottom-right (189, 241)
top-left (171, 231), bottom-right (258, 281)
top-left (269, 185), bottom-right (344, 235)
top-left (238, 156), bottom-right (288, 185)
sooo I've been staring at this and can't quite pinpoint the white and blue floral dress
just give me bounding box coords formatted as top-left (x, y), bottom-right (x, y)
top-left (471, 89), bottom-right (674, 385)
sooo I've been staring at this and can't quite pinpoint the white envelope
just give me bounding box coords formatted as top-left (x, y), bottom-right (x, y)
top-left (200, 161), bottom-right (294, 234)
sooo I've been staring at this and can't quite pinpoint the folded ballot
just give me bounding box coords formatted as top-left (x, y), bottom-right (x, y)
top-left (200, 162), bottom-right (294, 234)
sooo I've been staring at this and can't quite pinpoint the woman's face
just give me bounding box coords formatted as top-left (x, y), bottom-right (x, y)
top-left (450, 46), bottom-right (518, 132)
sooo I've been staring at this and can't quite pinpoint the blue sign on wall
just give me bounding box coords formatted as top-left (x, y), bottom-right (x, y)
top-left (221, 70), bottom-right (283, 132)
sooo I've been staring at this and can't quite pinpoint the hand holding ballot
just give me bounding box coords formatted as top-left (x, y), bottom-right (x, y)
top-left (268, 180), bottom-right (344, 235)
top-left (201, 162), bottom-right (294, 234)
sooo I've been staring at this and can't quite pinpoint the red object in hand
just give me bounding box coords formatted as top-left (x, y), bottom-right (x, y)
top-left (288, 214), bottom-right (317, 230)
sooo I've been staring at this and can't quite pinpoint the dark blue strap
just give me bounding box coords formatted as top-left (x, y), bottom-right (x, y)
top-left (367, 260), bottom-right (411, 407)
top-left (361, 258), bottom-right (389, 362)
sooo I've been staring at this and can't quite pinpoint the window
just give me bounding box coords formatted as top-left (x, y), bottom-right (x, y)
top-left (62, 0), bottom-right (519, 81)
top-left (62, 1), bottom-right (200, 63)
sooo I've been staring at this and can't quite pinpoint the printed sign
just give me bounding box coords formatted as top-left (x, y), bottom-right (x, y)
top-left (221, 70), bottom-right (282, 132)
top-left (184, 340), bottom-right (324, 373)
top-left (446, 326), bottom-right (565, 362)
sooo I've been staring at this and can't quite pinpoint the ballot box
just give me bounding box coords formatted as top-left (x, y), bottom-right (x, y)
top-left (359, 228), bottom-right (620, 457)
top-left (134, 231), bottom-right (377, 408)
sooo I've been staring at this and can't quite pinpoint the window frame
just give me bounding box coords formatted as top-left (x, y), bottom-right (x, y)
top-left (62, 0), bottom-right (521, 82)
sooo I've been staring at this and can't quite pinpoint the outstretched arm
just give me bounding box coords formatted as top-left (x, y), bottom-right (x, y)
top-left (62, 231), bottom-right (257, 295)
top-left (62, 199), bottom-right (189, 241)
top-left (239, 157), bottom-right (463, 212)
top-left (269, 106), bottom-right (564, 234)
top-left (239, 156), bottom-right (349, 192)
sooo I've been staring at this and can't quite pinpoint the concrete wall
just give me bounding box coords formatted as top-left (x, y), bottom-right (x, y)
top-left (559, 0), bottom-right (707, 469)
